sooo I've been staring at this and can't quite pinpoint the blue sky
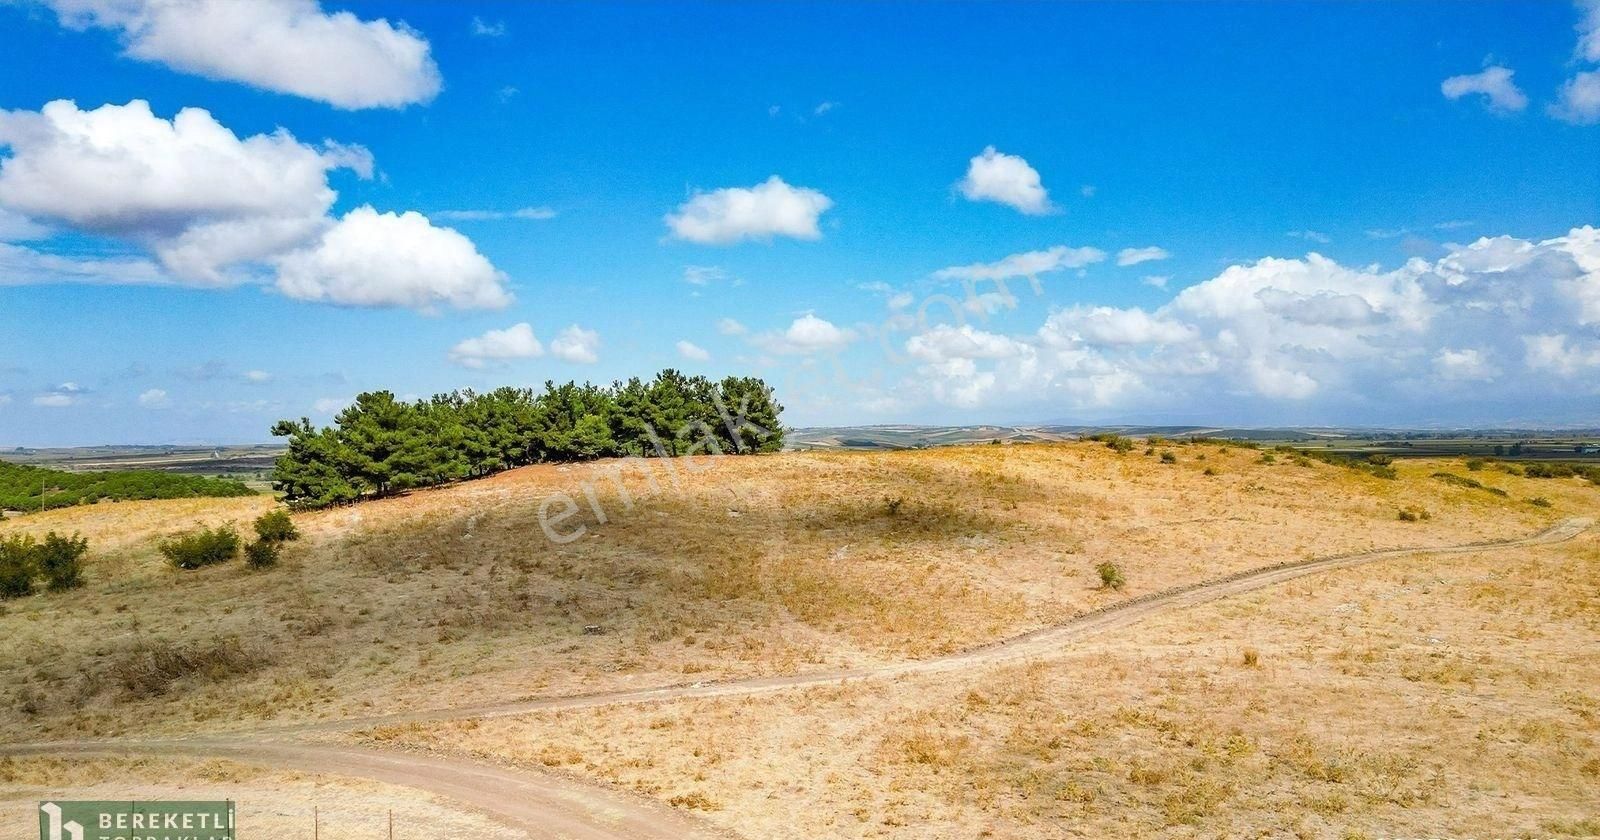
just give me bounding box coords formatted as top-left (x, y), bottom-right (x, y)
top-left (1, 1), bottom-right (1598, 446)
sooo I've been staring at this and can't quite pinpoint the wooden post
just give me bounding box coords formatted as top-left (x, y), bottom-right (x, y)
top-left (389, 809), bottom-right (394, 840)
top-left (313, 806), bottom-right (318, 840)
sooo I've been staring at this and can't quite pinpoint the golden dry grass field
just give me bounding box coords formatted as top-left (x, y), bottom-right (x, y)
top-left (0, 755), bottom-right (520, 840)
top-left (2, 441), bottom-right (1597, 837)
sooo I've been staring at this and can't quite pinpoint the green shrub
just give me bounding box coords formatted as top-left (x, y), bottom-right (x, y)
top-left (1160, 451), bottom-right (1177, 464)
top-left (244, 539), bottom-right (281, 570)
top-left (1465, 458), bottom-right (1485, 471)
top-left (37, 531), bottom-right (88, 591)
top-left (1103, 435), bottom-right (1135, 454)
top-left (253, 509), bottom-right (299, 543)
top-left (1258, 453), bottom-right (1276, 465)
top-left (1367, 454), bottom-right (1394, 466)
top-left (159, 525), bottom-right (241, 570)
top-left (1203, 466), bottom-right (1219, 476)
top-left (0, 534), bottom-right (39, 599)
top-left (1096, 560), bottom-right (1125, 591)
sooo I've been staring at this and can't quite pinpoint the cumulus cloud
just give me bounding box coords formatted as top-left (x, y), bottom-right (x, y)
top-left (754, 314), bottom-right (856, 354)
top-left (874, 225), bottom-right (1600, 421)
top-left (1116, 246), bottom-right (1171, 267)
top-left (138, 388), bottom-right (169, 407)
top-left (1551, 70), bottom-right (1600, 124)
top-left (449, 322), bottom-right (543, 368)
top-left (1041, 306), bottom-right (1197, 346)
top-left (1440, 66), bottom-right (1528, 113)
top-left (42, 0), bottom-right (441, 109)
top-left (274, 206), bottom-right (512, 310)
top-left (957, 146), bottom-right (1053, 214)
top-left (665, 176), bottom-right (833, 244)
top-left (676, 340), bottom-right (711, 361)
top-left (0, 99), bottom-right (362, 283)
top-left (0, 100), bottom-right (510, 309)
top-left (550, 325), bottom-right (601, 364)
top-left (934, 245), bottom-right (1106, 283)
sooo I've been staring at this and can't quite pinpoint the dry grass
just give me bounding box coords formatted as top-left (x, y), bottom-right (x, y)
top-left (365, 533), bottom-right (1600, 839)
top-left (0, 755), bottom-right (521, 840)
top-left (1, 441), bottom-right (1594, 740)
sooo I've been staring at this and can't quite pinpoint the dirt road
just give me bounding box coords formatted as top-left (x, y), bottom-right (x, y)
top-left (4, 517), bottom-right (1590, 839)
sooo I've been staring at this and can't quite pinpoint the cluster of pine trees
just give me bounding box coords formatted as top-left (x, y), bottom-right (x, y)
top-left (271, 370), bottom-right (783, 509)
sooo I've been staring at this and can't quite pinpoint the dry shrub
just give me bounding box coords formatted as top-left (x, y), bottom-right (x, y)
top-left (105, 636), bottom-right (267, 698)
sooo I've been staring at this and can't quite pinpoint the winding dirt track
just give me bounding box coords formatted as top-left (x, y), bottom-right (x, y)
top-left (5, 517), bottom-right (1590, 839)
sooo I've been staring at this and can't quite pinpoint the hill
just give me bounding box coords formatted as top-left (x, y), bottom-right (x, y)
top-left (1, 440), bottom-right (1596, 837)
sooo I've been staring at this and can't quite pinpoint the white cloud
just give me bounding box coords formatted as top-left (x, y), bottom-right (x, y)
top-left (683, 265), bottom-right (728, 286)
top-left (676, 340), bottom-right (711, 362)
top-left (0, 242), bottom-right (167, 287)
top-left (1142, 275), bottom-right (1170, 290)
top-left (1287, 230), bottom-right (1331, 244)
top-left (754, 314), bottom-right (856, 354)
top-left (872, 225), bottom-right (1600, 421)
top-left (449, 323), bottom-right (543, 368)
top-left (0, 99), bottom-right (366, 284)
top-left (1523, 333), bottom-right (1600, 376)
top-left (665, 176), bottom-right (833, 244)
top-left (470, 16), bottom-right (506, 37)
top-left (433, 207), bottom-right (556, 221)
top-left (550, 325), bottom-right (601, 364)
top-left (957, 146), bottom-right (1053, 215)
top-left (243, 370), bottom-right (273, 383)
top-left (0, 209), bottom-right (49, 242)
top-left (1577, 0), bottom-right (1600, 63)
top-left (1433, 347), bottom-right (1499, 381)
top-left (1080, 185), bottom-right (1096, 198)
top-left (43, 0), bottom-right (441, 109)
top-left (313, 396), bottom-right (349, 414)
top-left (934, 245), bottom-right (1106, 282)
top-left (33, 382), bottom-right (83, 407)
top-left (906, 324), bottom-right (1028, 363)
top-left (1116, 246), bottom-right (1171, 267)
top-left (138, 388), bottom-right (169, 407)
top-left (814, 101), bottom-right (838, 116)
top-left (1440, 66), bottom-right (1528, 113)
top-left (716, 318), bottom-right (748, 336)
top-left (1551, 69), bottom-right (1600, 125)
top-left (274, 206), bottom-right (512, 311)
top-left (1042, 306), bottom-right (1197, 346)
top-left (0, 99), bottom-right (504, 307)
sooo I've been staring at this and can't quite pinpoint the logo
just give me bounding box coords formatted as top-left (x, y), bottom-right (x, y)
top-left (39, 802), bottom-right (235, 840)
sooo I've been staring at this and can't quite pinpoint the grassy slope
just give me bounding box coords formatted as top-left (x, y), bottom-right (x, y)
top-left (367, 534), bottom-right (1600, 839)
top-left (0, 441), bottom-right (1594, 743)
